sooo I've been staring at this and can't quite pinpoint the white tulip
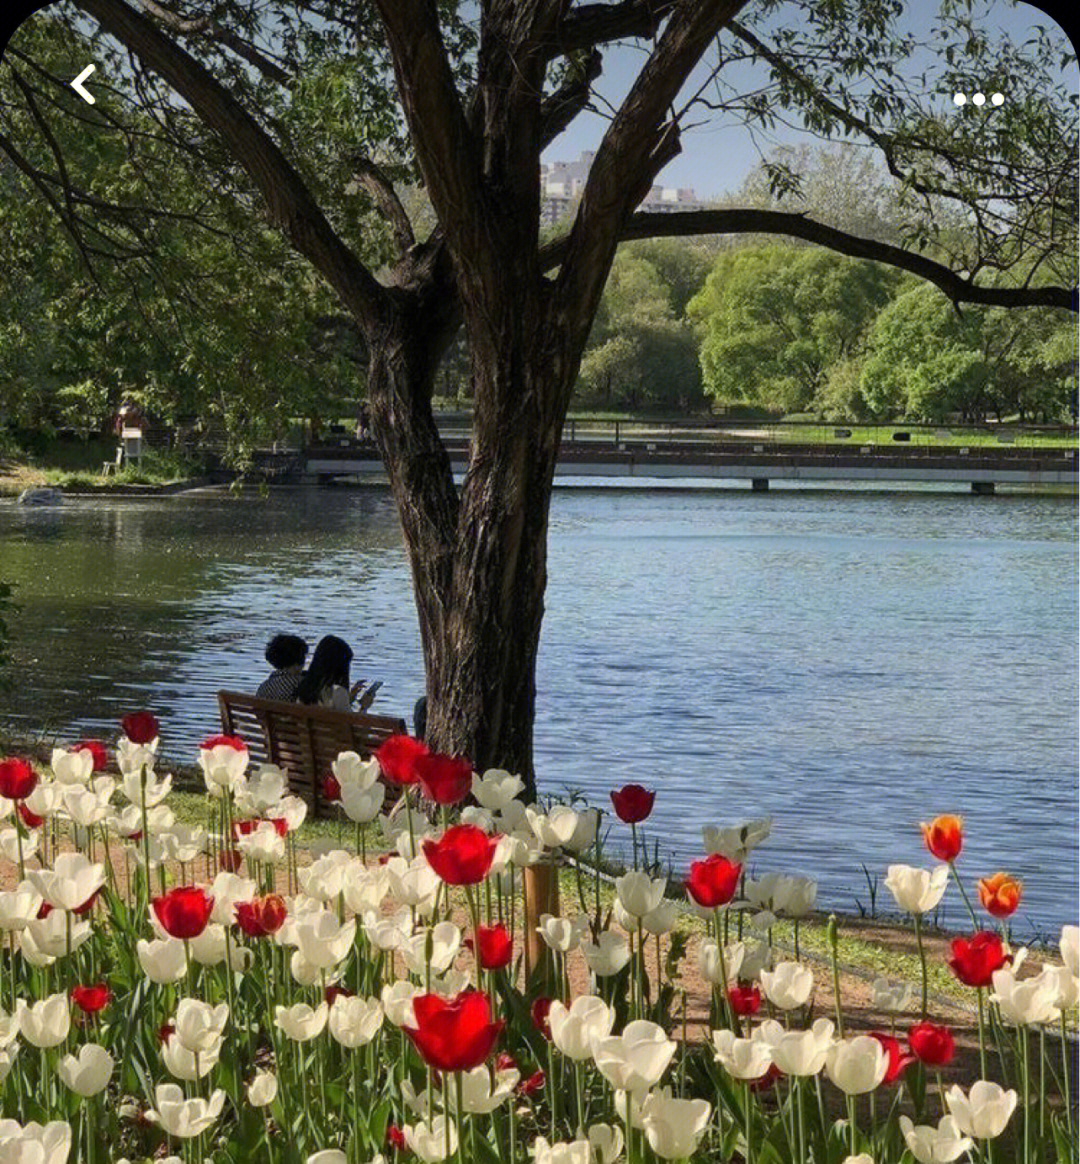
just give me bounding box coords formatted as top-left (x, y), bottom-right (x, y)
top-left (293, 912), bottom-right (356, 971)
top-left (24, 911), bottom-right (91, 959)
top-left (824, 1035), bottom-right (888, 1094)
top-left (640, 1091), bottom-right (712, 1160)
top-left (401, 922), bottom-right (461, 975)
top-left (381, 981), bottom-right (420, 1027)
top-left (119, 769), bottom-right (172, 807)
top-left (307, 1151), bottom-right (347, 1164)
top-left (872, 977), bottom-right (916, 1013)
top-left (760, 961), bottom-right (814, 1010)
top-left (0, 1007), bottom-right (21, 1050)
top-left (592, 1020), bottom-right (676, 1094)
top-left (385, 856), bottom-right (439, 910)
top-left (1060, 924), bottom-right (1080, 979)
top-left (531, 1137), bottom-right (592, 1164)
top-left (341, 783), bottom-right (383, 824)
top-left (0, 1047), bottom-right (19, 1085)
top-left (711, 1028), bottom-right (773, 1080)
top-left (899, 1115), bottom-right (973, 1163)
top-left (333, 751), bottom-right (381, 791)
top-left (526, 805), bottom-right (580, 850)
top-left (404, 1115), bottom-right (457, 1163)
top-left (697, 940), bottom-right (746, 987)
top-left (342, 865), bottom-right (389, 916)
top-left (587, 1123), bottom-right (624, 1164)
top-left (754, 1018), bottom-right (834, 1077)
top-left (275, 1002), bottom-right (329, 1041)
top-left (0, 1119), bottom-right (72, 1163)
top-left (173, 999), bottom-right (228, 1053)
top-left (884, 864), bottom-right (949, 915)
top-left (57, 1044), bottom-right (114, 1096)
top-left (248, 1071), bottom-right (278, 1107)
top-left (363, 909), bottom-right (412, 952)
top-left (614, 872), bottom-right (666, 919)
top-left (549, 996), bottom-right (615, 1061)
top-left (641, 900), bottom-right (680, 935)
top-left (19, 994), bottom-right (71, 1048)
top-left (299, 851), bottom-right (353, 902)
top-left (328, 996), bottom-right (383, 1048)
top-left (991, 965), bottom-right (1061, 1025)
top-left (0, 883), bottom-right (43, 933)
top-left (945, 1080), bottom-right (1018, 1139)
top-left (565, 808), bottom-right (600, 854)
top-left (703, 818), bottom-right (771, 862)
top-left (581, 932), bottom-right (632, 977)
top-left (51, 748), bottom-right (94, 786)
top-left (198, 741), bottom-right (249, 797)
top-left (537, 914), bottom-right (588, 954)
top-left (162, 1035), bottom-right (222, 1081)
top-left (472, 770), bottom-right (524, 813)
top-left (236, 764), bottom-right (288, 813)
top-left (0, 828), bottom-right (38, 864)
top-left (209, 873), bottom-right (256, 926)
top-left (770, 875), bottom-right (817, 918)
top-left (190, 924), bottom-right (232, 967)
top-left (145, 1083), bottom-right (226, 1139)
top-left (27, 853), bottom-right (105, 913)
top-left (441, 1065), bottom-right (518, 1114)
top-left (237, 820), bottom-right (286, 863)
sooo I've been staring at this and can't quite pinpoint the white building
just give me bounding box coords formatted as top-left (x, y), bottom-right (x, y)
top-left (540, 151), bottom-right (702, 223)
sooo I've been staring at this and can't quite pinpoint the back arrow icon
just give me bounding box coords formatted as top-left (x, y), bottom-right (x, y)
top-left (71, 64), bottom-right (96, 105)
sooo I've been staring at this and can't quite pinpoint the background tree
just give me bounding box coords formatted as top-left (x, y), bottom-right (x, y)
top-left (689, 244), bottom-right (902, 413)
top-left (1, 0), bottom-right (1076, 795)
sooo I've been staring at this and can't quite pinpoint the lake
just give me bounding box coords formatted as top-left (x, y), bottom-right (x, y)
top-left (1, 483), bottom-right (1076, 936)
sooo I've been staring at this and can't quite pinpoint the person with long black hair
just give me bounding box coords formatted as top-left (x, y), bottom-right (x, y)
top-left (294, 635), bottom-right (355, 711)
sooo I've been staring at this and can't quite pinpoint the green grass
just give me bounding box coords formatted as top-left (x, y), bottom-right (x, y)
top-left (0, 440), bottom-right (204, 495)
top-left (755, 423), bottom-right (1078, 449)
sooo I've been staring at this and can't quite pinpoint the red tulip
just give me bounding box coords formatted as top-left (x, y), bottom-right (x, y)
top-left (325, 985), bottom-right (355, 1006)
top-left (531, 996), bottom-right (554, 1040)
top-left (948, 931), bottom-right (1011, 988)
top-left (749, 1062), bottom-right (783, 1091)
top-left (375, 734), bottom-right (429, 786)
top-left (465, 924), bottom-right (513, 970)
top-left (920, 814), bottom-right (963, 862)
top-left (73, 740), bottom-right (109, 772)
top-left (37, 902), bottom-right (53, 919)
top-left (158, 1022), bottom-right (175, 1045)
top-left (422, 825), bottom-right (499, 885)
top-left (18, 803), bottom-right (44, 829)
top-left (121, 711), bottom-right (160, 744)
top-left (0, 758), bottom-right (37, 801)
top-left (404, 990), bottom-right (504, 1073)
top-left (685, 853), bottom-right (742, 908)
top-left (495, 1052), bottom-right (518, 1073)
top-left (908, 1021), bottom-right (955, 1066)
top-left (152, 887), bottom-right (214, 940)
top-left (610, 784), bottom-right (655, 824)
top-left (321, 774), bottom-right (342, 803)
top-left (71, 984), bottom-right (112, 1013)
top-left (235, 894), bottom-right (287, 938)
top-left (728, 984), bottom-right (761, 1016)
top-left (200, 734), bottom-right (247, 752)
top-left (416, 753), bottom-right (473, 806)
top-left (977, 872), bottom-right (1022, 919)
top-left (518, 1070), bottom-right (545, 1096)
top-left (386, 1125), bottom-right (407, 1151)
top-left (869, 1032), bottom-right (916, 1084)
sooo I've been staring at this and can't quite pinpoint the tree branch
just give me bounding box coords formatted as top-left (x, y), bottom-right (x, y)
top-left (352, 155), bottom-right (416, 254)
top-left (369, 0), bottom-right (485, 268)
top-left (78, 0), bottom-right (389, 333)
top-left (549, 1), bottom-right (678, 58)
top-left (541, 207), bottom-right (1078, 311)
top-left (539, 49), bottom-right (602, 148)
top-left (556, 0), bottom-right (749, 333)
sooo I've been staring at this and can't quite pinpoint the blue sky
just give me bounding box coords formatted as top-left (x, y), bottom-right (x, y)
top-left (542, 0), bottom-right (1078, 198)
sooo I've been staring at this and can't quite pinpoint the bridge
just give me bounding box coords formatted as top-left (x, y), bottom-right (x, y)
top-left (298, 422), bottom-right (1077, 493)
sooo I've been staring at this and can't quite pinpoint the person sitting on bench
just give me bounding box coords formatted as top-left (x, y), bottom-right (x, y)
top-left (294, 634), bottom-right (358, 712)
top-left (256, 633), bottom-right (308, 701)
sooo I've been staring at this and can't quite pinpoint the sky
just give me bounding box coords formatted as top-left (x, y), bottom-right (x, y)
top-left (541, 0), bottom-right (1078, 198)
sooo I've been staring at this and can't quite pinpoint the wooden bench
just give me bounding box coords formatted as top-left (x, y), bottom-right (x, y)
top-left (217, 690), bottom-right (406, 816)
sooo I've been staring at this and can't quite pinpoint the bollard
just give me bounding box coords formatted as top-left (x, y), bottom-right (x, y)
top-left (524, 858), bottom-right (559, 987)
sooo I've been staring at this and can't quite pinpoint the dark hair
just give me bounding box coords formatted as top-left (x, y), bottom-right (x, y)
top-left (265, 633), bottom-right (307, 670)
top-left (295, 635), bottom-right (353, 705)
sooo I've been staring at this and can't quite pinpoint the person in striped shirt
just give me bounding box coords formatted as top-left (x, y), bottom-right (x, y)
top-left (256, 633), bottom-right (308, 702)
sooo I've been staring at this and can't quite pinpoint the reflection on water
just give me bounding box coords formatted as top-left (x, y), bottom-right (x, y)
top-left (1, 485), bottom-right (1076, 934)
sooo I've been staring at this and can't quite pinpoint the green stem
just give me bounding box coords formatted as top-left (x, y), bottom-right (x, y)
top-left (914, 913), bottom-right (928, 1019)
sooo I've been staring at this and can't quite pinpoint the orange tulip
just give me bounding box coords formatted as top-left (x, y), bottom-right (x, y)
top-left (977, 872), bottom-right (1022, 918)
top-left (920, 814), bottom-right (964, 862)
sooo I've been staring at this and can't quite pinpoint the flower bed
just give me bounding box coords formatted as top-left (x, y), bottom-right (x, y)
top-left (0, 723), bottom-right (1076, 1164)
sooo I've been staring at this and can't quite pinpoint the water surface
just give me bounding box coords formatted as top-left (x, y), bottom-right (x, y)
top-left (1, 485), bottom-right (1075, 935)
